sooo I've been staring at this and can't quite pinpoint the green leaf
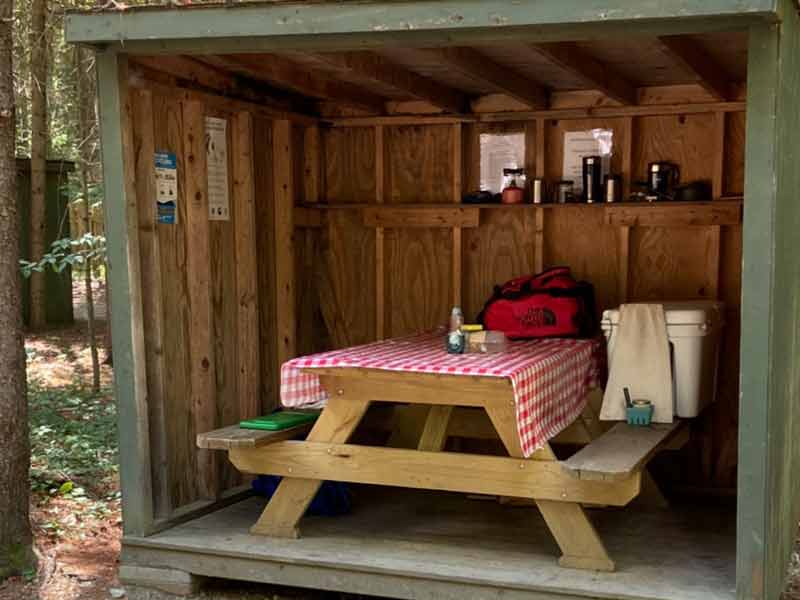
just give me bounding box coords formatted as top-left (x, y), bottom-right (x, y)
top-left (58, 481), bottom-right (74, 495)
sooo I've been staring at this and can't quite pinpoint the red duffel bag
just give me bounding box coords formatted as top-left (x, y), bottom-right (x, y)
top-left (477, 267), bottom-right (597, 339)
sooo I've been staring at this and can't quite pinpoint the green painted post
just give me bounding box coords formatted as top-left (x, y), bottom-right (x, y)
top-left (738, 3), bottom-right (800, 598)
top-left (95, 50), bottom-right (154, 536)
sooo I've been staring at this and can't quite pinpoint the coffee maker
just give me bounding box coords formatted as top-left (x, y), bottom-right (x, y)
top-left (647, 162), bottom-right (680, 199)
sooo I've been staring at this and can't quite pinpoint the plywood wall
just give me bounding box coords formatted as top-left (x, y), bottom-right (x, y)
top-left (128, 79), bottom-right (271, 518)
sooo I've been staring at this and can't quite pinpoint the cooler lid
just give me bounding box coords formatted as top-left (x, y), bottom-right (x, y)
top-left (601, 301), bottom-right (724, 327)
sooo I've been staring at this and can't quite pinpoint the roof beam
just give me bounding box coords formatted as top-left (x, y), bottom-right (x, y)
top-left (657, 36), bottom-right (733, 101)
top-left (529, 43), bottom-right (637, 106)
top-left (199, 54), bottom-right (386, 114)
top-left (130, 55), bottom-right (317, 114)
top-left (426, 47), bottom-right (548, 110)
top-left (305, 52), bottom-right (468, 114)
top-left (66, 0), bottom-right (777, 53)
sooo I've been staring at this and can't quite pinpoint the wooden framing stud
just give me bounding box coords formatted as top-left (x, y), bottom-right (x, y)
top-left (452, 122), bottom-right (463, 308)
top-left (374, 125), bottom-right (386, 340)
top-left (232, 111), bottom-right (261, 421)
top-left (183, 98), bottom-right (218, 501)
top-left (273, 120), bottom-right (297, 369)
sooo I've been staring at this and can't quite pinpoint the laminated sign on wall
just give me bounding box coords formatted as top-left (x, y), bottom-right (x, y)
top-left (154, 151), bottom-right (178, 224)
top-left (205, 116), bottom-right (230, 221)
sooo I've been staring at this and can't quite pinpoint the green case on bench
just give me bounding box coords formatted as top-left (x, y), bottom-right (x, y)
top-left (240, 410), bottom-right (321, 431)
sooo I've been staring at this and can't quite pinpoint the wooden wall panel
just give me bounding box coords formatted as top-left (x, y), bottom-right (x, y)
top-left (132, 75), bottom-right (274, 516)
top-left (232, 112), bottom-right (261, 426)
top-left (712, 223), bottom-right (743, 487)
top-left (320, 210), bottom-right (376, 347)
top-left (462, 209), bottom-right (537, 321)
top-left (387, 125), bottom-right (454, 204)
top-left (292, 124), bottom-right (306, 205)
top-left (724, 111), bottom-right (746, 196)
top-left (207, 110), bottom-right (240, 492)
top-left (323, 127), bottom-right (375, 204)
top-left (628, 227), bottom-right (718, 301)
top-left (183, 99), bottom-right (217, 501)
top-left (633, 114), bottom-right (717, 187)
top-left (253, 116), bottom-right (277, 413)
top-left (385, 228), bottom-right (453, 336)
top-left (543, 206), bottom-right (621, 313)
top-left (150, 90), bottom-right (198, 510)
top-left (295, 227), bottom-right (326, 356)
top-left (131, 88), bottom-right (170, 519)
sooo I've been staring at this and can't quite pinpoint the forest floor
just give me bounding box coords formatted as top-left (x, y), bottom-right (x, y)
top-left (0, 277), bottom-right (799, 599)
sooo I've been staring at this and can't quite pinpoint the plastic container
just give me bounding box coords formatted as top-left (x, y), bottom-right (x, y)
top-left (466, 330), bottom-right (508, 354)
top-left (601, 301), bottom-right (724, 418)
top-left (626, 401), bottom-right (654, 426)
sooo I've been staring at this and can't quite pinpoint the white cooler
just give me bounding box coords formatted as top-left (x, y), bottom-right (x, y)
top-left (600, 301), bottom-right (725, 418)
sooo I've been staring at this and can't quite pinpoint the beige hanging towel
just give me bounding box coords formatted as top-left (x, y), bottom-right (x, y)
top-left (601, 303), bottom-right (674, 422)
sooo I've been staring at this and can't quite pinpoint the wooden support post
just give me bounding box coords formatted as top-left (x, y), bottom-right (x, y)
top-left (617, 116), bottom-right (634, 303)
top-left (617, 226), bottom-right (630, 302)
top-left (183, 99), bottom-right (217, 501)
top-left (452, 122), bottom-right (463, 307)
top-left (374, 124), bottom-right (385, 340)
top-left (621, 116), bottom-right (634, 200)
top-left (273, 120), bottom-right (296, 368)
top-left (232, 112), bottom-right (261, 420)
top-left (418, 406), bottom-right (454, 451)
top-left (250, 393), bottom-right (370, 537)
top-left (96, 51), bottom-right (155, 535)
top-left (131, 88), bottom-right (170, 519)
top-left (534, 118), bottom-right (546, 271)
top-left (706, 111), bottom-right (725, 300)
top-left (303, 125), bottom-right (321, 203)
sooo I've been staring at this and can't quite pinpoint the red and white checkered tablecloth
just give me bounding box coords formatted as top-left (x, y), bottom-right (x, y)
top-left (280, 331), bottom-right (602, 457)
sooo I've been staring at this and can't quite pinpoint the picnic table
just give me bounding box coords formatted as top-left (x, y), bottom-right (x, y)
top-left (199, 332), bottom-right (687, 572)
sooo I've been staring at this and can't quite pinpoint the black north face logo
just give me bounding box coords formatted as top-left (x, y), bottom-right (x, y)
top-left (518, 307), bottom-right (557, 329)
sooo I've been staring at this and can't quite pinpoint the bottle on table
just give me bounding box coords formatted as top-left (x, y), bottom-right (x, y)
top-left (446, 306), bottom-right (465, 354)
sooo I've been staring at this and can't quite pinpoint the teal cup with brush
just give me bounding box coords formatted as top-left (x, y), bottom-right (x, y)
top-left (624, 387), bottom-right (654, 426)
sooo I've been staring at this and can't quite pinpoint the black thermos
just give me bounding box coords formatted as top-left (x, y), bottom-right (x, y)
top-left (582, 155), bottom-right (603, 203)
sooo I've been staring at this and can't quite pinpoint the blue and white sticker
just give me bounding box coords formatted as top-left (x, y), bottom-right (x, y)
top-left (155, 151), bottom-right (178, 224)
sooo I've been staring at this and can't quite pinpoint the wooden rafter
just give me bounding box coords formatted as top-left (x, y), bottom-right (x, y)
top-left (529, 43), bottom-right (637, 106)
top-left (657, 36), bottom-right (732, 101)
top-left (199, 54), bottom-right (387, 114)
top-left (426, 47), bottom-right (549, 110)
top-left (131, 55), bottom-right (317, 114)
top-left (304, 52), bottom-right (468, 114)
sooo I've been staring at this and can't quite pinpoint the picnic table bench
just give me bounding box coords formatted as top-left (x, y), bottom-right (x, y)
top-left (199, 366), bottom-right (688, 573)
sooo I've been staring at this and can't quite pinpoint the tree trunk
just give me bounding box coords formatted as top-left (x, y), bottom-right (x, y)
top-left (28, 0), bottom-right (48, 329)
top-left (75, 46), bottom-right (100, 392)
top-left (0, 0), bottom-right (35, 580)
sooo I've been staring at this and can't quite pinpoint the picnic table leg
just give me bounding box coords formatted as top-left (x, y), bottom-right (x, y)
top-left (417, 406), bottom-right (453, 451)
top-left (250, 394), bottom-right (370, 538)
top-left (484, 402), bottom-right (615, 572)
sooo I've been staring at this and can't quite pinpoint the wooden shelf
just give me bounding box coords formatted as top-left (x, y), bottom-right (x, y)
top-left (294, 200), bottom-right (743, 228)
top-left (604, 201), bottom-right (742, 227)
